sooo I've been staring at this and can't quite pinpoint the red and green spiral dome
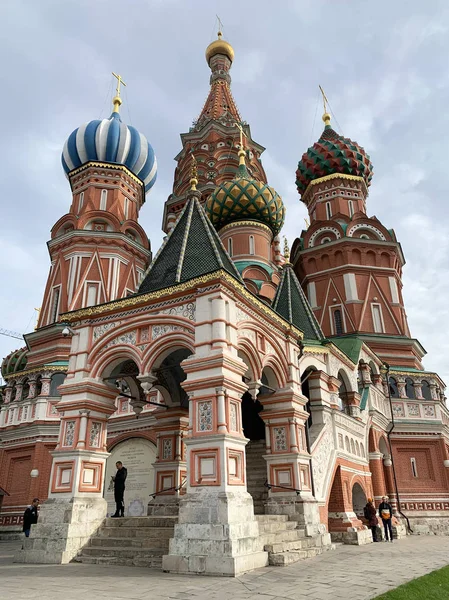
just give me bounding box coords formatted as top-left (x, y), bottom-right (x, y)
top-left (295, 122), bottom-right (373, 197)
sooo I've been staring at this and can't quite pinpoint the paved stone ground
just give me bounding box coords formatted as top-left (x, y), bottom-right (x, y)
top-left (1, 536), bottom-right (449, 600)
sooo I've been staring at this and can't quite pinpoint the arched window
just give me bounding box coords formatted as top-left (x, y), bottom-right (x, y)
top-left (301, 367), bottom-right (316, 428)
top-left (421, 380), bottom-right (432, 401)
top-left (228, 238), bottom-right (233, 257)
top-left (100, 189), bottom-right (108, 210)
top-left (124, 197), bottom-right (129, 220)
top-left (389, 377), bottom-right (399, 398)
top-left (21, 378), bottom-right (30, 400)
top-left (405, 377), bottom-right (415, 399)
top-left (249, 235), bottom-right (255, 255)
top-left (35, 376), bottom-right (42, 397)
top-left (333, 309), bottom-right (343, 336)
top-left (338, 372), bottom-right (348, 411)
top-left (321, 237), bottom-right (331, 244)
top-left (78, 192), bottom-right (84, 212)
top-left (49, 373), bottom-right (66, 397)
top-left (326, 202), bottom-right (332, 219)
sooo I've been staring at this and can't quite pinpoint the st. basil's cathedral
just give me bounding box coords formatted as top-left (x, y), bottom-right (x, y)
top-left (1, 32), bottom-right (449, 575)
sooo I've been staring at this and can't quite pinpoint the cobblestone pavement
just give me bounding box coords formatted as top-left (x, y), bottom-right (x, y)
top-left (1, 536), bottom-right (449, 600)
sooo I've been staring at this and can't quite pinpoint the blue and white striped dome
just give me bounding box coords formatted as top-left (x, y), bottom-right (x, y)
top-left (61, 111), bottom-right (157, 193)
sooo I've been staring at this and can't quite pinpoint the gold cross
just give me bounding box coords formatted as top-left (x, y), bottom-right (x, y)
top-left (234, 121), bottom-right (247, 151)
top-left (112, 72), bottom-right (127, 99)
top-left (216, 14), bottom-right (224, 37)
top-left (319, 85), bottom-right (331, 126)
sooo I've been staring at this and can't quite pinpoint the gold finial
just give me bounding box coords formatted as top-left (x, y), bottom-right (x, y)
top-left (235, 122), bottom-right (247, 166)
top-left (112, 72), bottom-right (127, 113)
top-left (34, 307), bottom-right (41, 331)
top-left (283, 237), bottom-right (290, 262)
top-left (319, 85), bottom-right (331, 127)
top-left (189, 153), bottom-right (198, 191)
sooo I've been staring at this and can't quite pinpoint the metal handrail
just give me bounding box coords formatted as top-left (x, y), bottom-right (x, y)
top-left (149, 478), bottom-right (186, 499)
top-left (264, 479), bottom-right (301, 496)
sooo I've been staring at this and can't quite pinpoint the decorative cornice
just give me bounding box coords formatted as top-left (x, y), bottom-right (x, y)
top-left (302, 173), bottom-right (367, 205)
top-left (60, 269), bottom-right (303, 339)
top-left (68, 161), bottom-right (144, 191)
top-left (219, 220), bottom-right (272, 235)
top-left (3, 365), bottom-right (67, 381)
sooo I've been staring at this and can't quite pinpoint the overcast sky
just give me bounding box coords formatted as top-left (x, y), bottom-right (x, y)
top-left (1, 0), bottom-right (448, 383)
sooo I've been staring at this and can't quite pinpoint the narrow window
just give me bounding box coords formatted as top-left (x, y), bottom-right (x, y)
top-left (372, 304), bottom-right (384, 333)
top-left (334, 309), bottom-right (343, 336)
top-left (348, 199), bottom-right (354, 217)
top-left (124, 197), bottom-right (129, 220)
top-left (228, 237), bottom-right (233, 257)
top-left (411, 457), bottom-right (418, 478)
top-left (51, 288), bottom-right (60, 323)
top-left (100, 189), bottom-right (108, 210)
top-left (86, 284), bottom-right (98, 307)
top-left (78, 192), bottom-right (84, 212)
top-left (326, 202), bottom-right (332, 219)
top-left (249, 235), bottom-right (255, 255)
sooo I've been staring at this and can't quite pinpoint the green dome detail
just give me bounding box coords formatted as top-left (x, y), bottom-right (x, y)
top-left (296, 125), bottom-right (373, 196)
top-left (206, 163), bottom-right (285, 236)
top-left (1, 347), bottom-right (28, 378)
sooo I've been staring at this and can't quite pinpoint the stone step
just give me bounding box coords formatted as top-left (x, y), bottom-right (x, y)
top-left (104, 516), bottom-right (177, 528)
top-left (97, 526), bottom-right (174, 539)
top-left (74, 555), bottom-right (162, 568)
top-left (90, 537), bottom-right (170, 550)
top-left (257, 521), bottom-right (298, 534)
top-left (264, 537), bottom-right (315, 554)
top-left (255, 515), bottom-right (289, 522)
top-left (81, 546), bottom-right (164, 559)
top-left (269, 547), bottom-right (323, 566)
top-left (259, 529), bottom-right (306, 546)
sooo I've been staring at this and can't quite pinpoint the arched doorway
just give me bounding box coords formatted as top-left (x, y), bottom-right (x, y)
top-left (104, 438), bottom-right (157, 517)
top-left (352, 482), bottom-right (367, 519)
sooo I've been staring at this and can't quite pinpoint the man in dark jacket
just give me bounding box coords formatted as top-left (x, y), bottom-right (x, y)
top-left (23, 498), bottom-right (39, 537)
top-left (364, 498), bottom-right (379, 542)
top-left (112, 461), bottom-right (127, 517)
top-left (379, 495), bottom-right (394, 542)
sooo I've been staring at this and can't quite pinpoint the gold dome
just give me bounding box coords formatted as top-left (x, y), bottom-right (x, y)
top-left (205, 32), bottom-right (234, 65)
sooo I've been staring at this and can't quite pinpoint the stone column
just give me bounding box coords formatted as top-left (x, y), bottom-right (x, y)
top-left (413, 382), bottom-right (423, 400)
top-left (369, 451), bottom-right (387, 502)
top-left (382, 457), bottom-right (398, 512)
top-left (27, 374), bottom-right (38, 399)
top-left (15, 377), bottom-right (117, 565)
top-left (162, 289), bottom-right (268, 576)
top-left (147, 407), bottom-right (189, 516)
top-left (397, 377), bottom-right (407, 399)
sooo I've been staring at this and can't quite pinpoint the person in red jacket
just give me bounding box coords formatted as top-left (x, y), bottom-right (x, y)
top-left (364, 498), bottom-right (379, 542)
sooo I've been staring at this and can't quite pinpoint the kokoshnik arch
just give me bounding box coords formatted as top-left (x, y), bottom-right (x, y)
top-left (1, 31), bottom-right (449, 576)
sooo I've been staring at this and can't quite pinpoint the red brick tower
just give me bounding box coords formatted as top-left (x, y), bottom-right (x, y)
top-left (39, 84), bottom-right (156, 326)
top-left (292, 108), bottom-right (422, 368)
top-left (162, 32), bottom-right (268, 232)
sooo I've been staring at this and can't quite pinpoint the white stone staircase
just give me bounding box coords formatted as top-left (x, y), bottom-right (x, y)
top-left (256, 515), bottom-right (334, 566)
top-left (73, 516), bottom-right (177, 568)
top-left (246, 440), bottom-right (269, 514)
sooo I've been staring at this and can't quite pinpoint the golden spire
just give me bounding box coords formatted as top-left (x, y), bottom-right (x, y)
top-left (112, 72), bottom-right (127, 113)
top-left (189, 153), bottom-right (198, 191)
top-left (235, 122), bottom-right (247, 166)
top-left (283, 237), bottom-right (290, 262)
top-left (319, 85), bottom-right (331, 127)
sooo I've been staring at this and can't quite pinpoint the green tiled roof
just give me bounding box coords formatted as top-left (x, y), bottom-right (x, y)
top-left (272, 265), bottom-right (324, 341)
top-left (328, 335), bottom-right (363, 364)
top-left (138, 194), bottom-right (243, 294)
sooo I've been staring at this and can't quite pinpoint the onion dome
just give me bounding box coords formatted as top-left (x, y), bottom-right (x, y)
top-left (205, 30), bottom-right (234, 65)
top-left (296, 112), bottom-right (373, 196)
top-left (1, 347), bottom-right (28, 378)
top-left (206, 137), bottom-right (285, 236)
top-left (61, 76), bottom-right (157, 194)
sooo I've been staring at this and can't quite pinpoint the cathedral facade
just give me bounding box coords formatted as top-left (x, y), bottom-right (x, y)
top-left (1, 33), bottom-right (449, 575)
